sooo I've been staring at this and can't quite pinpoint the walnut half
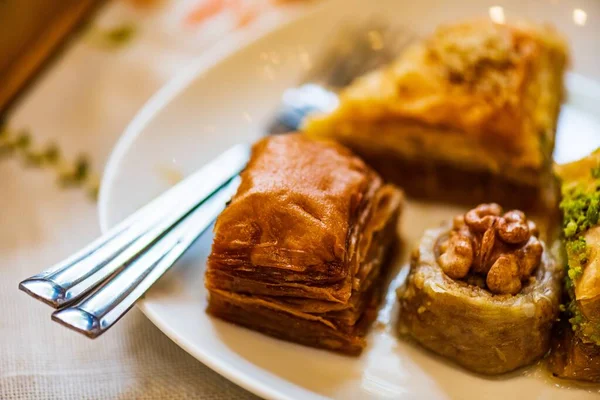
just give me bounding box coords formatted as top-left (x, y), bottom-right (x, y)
top-left (437, 204), bottom-right (543, 295)
top-left (438, 231), bottom-right (473, 279)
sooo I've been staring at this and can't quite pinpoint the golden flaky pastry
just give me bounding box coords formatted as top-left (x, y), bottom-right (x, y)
top-left (305, 20), bottom-right (568, 208)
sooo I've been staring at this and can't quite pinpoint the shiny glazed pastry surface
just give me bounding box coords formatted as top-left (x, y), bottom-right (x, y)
top-left (398, 204), bottom-right (562, 375)
top-left (206, 134), bottom-right (403, 355)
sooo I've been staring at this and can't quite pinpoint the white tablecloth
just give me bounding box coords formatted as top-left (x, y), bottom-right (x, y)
top-left (1, 1), bottom-right (303, 398)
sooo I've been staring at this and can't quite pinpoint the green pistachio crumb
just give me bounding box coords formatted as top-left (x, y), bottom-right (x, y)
top-left (567, 266), bottom-right (583, 280)
top-left (569, 310), bottom-right (583, 327)
top-left (560, 186), bottom-right (600, 237)
top-left (587, 196), bottom-right (600, 224)
top-left (566, 236), bottom-right (588, 264)
top-left (564, 220), bottom-right (578, 237)
top-left (560, 150), bottom-right (600, 345)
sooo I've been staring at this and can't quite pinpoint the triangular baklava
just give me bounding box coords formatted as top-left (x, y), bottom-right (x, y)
top-left (305, 20), bottom-right (568, 209)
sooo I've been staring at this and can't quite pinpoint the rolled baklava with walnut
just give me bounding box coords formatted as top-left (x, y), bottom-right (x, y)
top-left (398, 204), bottom-right (562, 374)
top-left (305, 20), bottom-right (568, 209)
top-left (205, 134), bottom-right (403, 355)
top-left (548, 149), bottom-right (600, 383)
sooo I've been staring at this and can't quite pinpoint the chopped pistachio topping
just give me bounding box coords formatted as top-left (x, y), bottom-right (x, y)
top-left (560, 184), bottom-right (600, 238)
top-left (566, 236), bottom-right (588, 274)
top-left (567, 265), bottom-right (582, 281)
top-left (557, 153), bottom-right (600, 345)
top-left (568, 300), bottom-right (583, 328)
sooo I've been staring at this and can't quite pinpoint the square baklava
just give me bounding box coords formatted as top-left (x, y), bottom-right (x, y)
top-left (305, 20), bottom-right (568, 209)
top-left (205, 134), bottom-right (403, 355)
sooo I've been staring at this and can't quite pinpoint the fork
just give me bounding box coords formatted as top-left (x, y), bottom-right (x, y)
top-left (19, 21), bottom-right (412, 338)
top-left (267, 20), bottom-right (413, 134)
top-left (20, 145), bottom-right (248, 337)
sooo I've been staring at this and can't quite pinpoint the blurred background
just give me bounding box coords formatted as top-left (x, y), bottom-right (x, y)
top-left (0, 1), bottom-right (305, 399)
top-left (2, 0), bottom-right (599, 398)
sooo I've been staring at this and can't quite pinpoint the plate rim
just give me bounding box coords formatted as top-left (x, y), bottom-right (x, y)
top-left (97, 3), bottom-right (600, 399)
top-left (97, 6), bottom-right (329, 400)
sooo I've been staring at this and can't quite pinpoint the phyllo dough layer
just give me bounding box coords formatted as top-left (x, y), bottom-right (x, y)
top-left (305, 20), bottom-right (568, 209)
top-left (206, 134), bottom-right (403, 355)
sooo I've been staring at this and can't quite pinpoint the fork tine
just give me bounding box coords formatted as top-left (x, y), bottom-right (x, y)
top-left (301, 19), bottom-right (413, 90)
top-left (301, 21), bottom-right (367, 86)
top-left (19, 144), bottom-right (250, 308)
top-left (52, 177), bottom-right (240, 338)
top-left (267, 20), bottom-right (416, 135)
top-left (324, 23), bottom-right (376, 88)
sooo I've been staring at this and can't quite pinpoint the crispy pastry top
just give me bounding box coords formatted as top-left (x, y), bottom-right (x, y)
top-left (209, 134), bottom-right (382, 280)
top-left (306, 20), bottom-right (568, 169)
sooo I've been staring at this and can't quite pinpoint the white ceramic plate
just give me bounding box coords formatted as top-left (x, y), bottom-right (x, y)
top-left (99, 0), bottom-right (600, 398)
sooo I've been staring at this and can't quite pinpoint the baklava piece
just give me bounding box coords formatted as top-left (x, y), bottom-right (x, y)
top-left (305, 20), bottom-right (568, 210)
top-left (549, 149), bottom-right (600, 383)
top-left (398, 204), bottom-right (562, 374)
top-left (205, 134), bottom-right (403, 355)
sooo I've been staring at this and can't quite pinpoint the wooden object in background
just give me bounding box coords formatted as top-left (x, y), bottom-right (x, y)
top-left (0, 0), bottom-right (104, 115)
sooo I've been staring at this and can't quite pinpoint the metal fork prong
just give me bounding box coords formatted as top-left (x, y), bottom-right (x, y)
top-left (52, 177), bottom-right (241, 338)
top-left (301, 22), bottom-right (365, 86)
top-left (19, 144), bottom-right (250, 308)
top-left (267, 21), bottom-right (417, 136)
top-left (334, 23), bottom-right (414, 88)
top-left (54, 190), bottom-right (213, 307)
